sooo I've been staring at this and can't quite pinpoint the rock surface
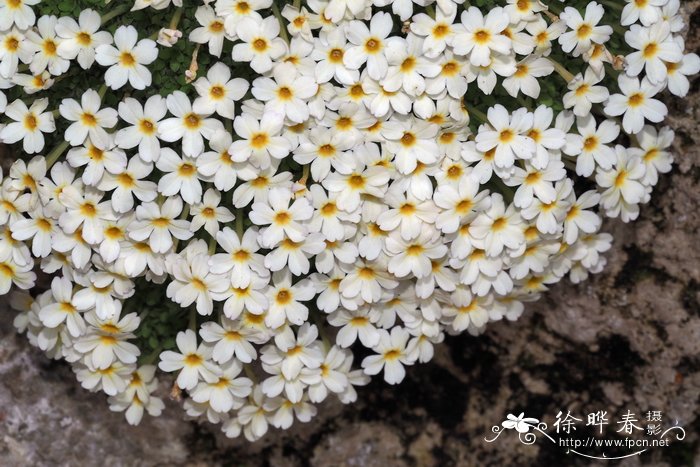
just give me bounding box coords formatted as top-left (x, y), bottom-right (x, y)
top-left (1, 4), bottom-right (699, 467)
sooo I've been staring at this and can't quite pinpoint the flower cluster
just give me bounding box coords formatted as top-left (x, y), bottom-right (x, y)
top-left (0, 0), bottom-right (696, 440)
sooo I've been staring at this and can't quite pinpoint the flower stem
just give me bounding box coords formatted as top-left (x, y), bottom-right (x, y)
top-left (467, 105), bottom-right (488, 123)
top-left (236, 209), bottom-right (244, 239)
top-left (45, 140), bottom-right (70, 169)
top-left (243, 363), bottom-right (258, 383)
top-left (140, 346), bottom-right (163, 365)
top-left (271, 2), bottom-right (290, 43)
top-left (598, 0), bottom-right (623, 12)
top-left (169, 6), bottom-right (184, 30)
top-left (545, 1), bottom-right (564, 15)
top-left (188, 307), bottom-right (197, 331)
top-left (548, 58), bottom-right (575, 83)
top-left (100, 4), bottom-right (131, 24)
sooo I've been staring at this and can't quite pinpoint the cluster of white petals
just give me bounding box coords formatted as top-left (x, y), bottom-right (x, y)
top-left (0, 0), bottom-right (696, 440)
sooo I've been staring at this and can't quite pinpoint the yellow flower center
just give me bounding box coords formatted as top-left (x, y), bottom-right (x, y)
top-left (277, 86), bottom-right (293, 101)
top-left (183, 113), bottom-right (201, 130)
top-left (178, 163), bottom-right (196, 177)
top-left (43, 39), bottom-right (57, 56)
top-left (77, 31), bottom-right (92, 46)
top-left (364, 37), bottom-right (381, 53)
top-left (400, 132), bottom-right (416, 147)
top-left (24, 114), bottom-right (38, 131)
top-left (274, 211), bottom-right (291, 225)
top-left (209, 21), bottom-right (224, 33)
top-left (276, 289), bottom-right (292, 304)
top-left (251, 133), bottom-right (269, 149)
top-left (576, 24), bottom-right (592, 39)
top-left (474, 29), bottom-right (491, 45)
top-left (643, 43), bottom-right (658, 59)
top-left (253, 38), bottom-right (268, 52)
top-left (433, 23), bottom-right (449, 38)
top-left (139, 119), bottom-right (156, 134)
top-left (628, 93), bottom-right (644, 107)
top-left (209, 85), bottom-right (225, 99)
top-left (119, 52), bottom-right (136, 67)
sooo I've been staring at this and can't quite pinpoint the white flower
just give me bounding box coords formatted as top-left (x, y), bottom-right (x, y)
top-left (249, 187), bottom-right (313, 248)
top-left (383, 35), bottom-right (441, 97)
top-left (562, 190), bottom-right (601, 244)
top-left (167, 253), bottom-right (228, 316)
top-left (200, 318), bottom-right (260, 364)
top-left (158, 90), bottom-right (224, 157)
top-left (196, 131), bottom-right (239, 192)
top-left (313, 27), bottom-right (359, 85)
top-left (190, 188), bottom-right (235, 237)
top-left (265, 270), bottom-right (316, 328)
top-left (323, 148), bottom-right (391, 211)
top-left (344, 12), bottom-right (396, 80)
top-left (209, 226), bottom-right (269, 288)
top-left (232, 15), bottom-right (287, 73)
top-left (625, 22), bottom-right (682, 84)
top-left (66, 137), bottom-right (126, 186)
top-left (57, 185), bottom-right (112, 245)
top-left (664, 38), bottom-right (700, 97)
top-left (190, 360), bottom-right (252, 413)
top-left (621, 0), bottom-right (665, 26)
top-left (11, 205), bottom-right (58, 258)
top-left (502, 413), bottom-right (540, 433)
top-left (452, 6), bottom-right (511, 66)
top-left (98, 156), bottom-right (157, 213)
top-left (361, 327), bottom-right (414, 385)
top-left (129, 197), bottom-right (193, 254)
top-left (156, 148), bottom-right (203, 204)
top-left (39, 277), bottom-right (86, 337)
top-left (229, 112), bottom-right (291, 169)
top-left (56, 9), bottom-right (111, 69)
top-left (385, 229), bottom-right (448, 279)
top-left (0, 0), bottom-right (38, 30)
top-left (0, 28), bottom-right (33, 79)
top-left (559, 2), bottom-right (612, 57)
top-left (475, 105), bottom-right (535, 169)
top-left (502, 56), bottom-right (553, 99)
top-left (74, 309), bottom-right (140, 369)
top-left (381, 117), bottom-right (439, 174)
top-left (252, 62), bottom-right (318, 124)
top-left (25, 15), bottom-right (70, 76)
top-left (59, 89), bottom-right (118, 149)
top-left (470, 194), bottom-right (525, 257)
top-left (630, 125), bottom-right (673, 185)
top-left (0, 97), bottom-right (54, 154)
top-left (434, 175), bottom-right (491, 233)
top-left (0, 256), bottom-right (35, 294)
top-left (158, 329), bottom-right (221, 390)
top-left (604, 75), bottom-right (666, 135)
top-left (569, 115), bottom-right (619, 177)
top-left (410, 8), bottom-right (457, 58)
top-left (189, 5), bottom-right (228, 58)
top-left (596, 146), bottom-right (646, 219)
top-left (116, 95), bottom-right (167, 163)
top-left (95, 25), bottom-right (158, 90)
top-left (563, 67), bottom-right (609, 117)
top-left (505, 158), bottom-right (567, 209)
top-left (193, 61), bottom-right (249, 120)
